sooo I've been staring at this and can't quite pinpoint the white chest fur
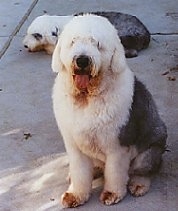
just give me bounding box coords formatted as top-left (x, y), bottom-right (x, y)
top-left (52, 69), bottom-right (134, 160)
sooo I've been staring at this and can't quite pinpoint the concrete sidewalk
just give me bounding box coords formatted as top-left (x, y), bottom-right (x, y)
top-left (0, 0), bottom-right (178, 210)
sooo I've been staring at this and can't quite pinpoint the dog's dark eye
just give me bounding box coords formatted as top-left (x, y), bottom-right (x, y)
top-left (71, 39), bottom-right (75, 46)
top-left (97, 41), bottom-right (103, 50)
top-left (70, 37), bottom-right (78, 47)
top-left (32, 33), bottom-right (42, 40)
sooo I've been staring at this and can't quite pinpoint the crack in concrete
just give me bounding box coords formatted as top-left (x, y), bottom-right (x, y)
top-left (0, 0), bottom-right (39, 60)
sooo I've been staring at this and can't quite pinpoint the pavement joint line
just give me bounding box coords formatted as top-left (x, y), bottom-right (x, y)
top-left (0, 35), bottom-right (24, 38)
top-left (151, 32), bottom-right (178, 35)
top-left (0, 0), bottom-right (39, 60)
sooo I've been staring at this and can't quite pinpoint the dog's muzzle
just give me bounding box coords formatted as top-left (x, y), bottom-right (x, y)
top-left (73, 55), bottom-right (91, 75)
top-left (76, 55), bottom-right (90, 69)
top-left (73, 55), bottom-right (92, 90)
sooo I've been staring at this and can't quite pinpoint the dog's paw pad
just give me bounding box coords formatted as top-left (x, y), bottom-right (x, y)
top-left (61, 192), bottom-right (80, 208)
top-left (128, 182), bottom-right (149, 197)
top-left (100, 191), bottom-right (122, 205)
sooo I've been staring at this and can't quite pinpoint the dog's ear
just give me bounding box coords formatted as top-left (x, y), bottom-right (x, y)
top-left (109, 38), bottom-right (127, 73)
top-left (51, 37), bottom-right (63, 73)
top-left (51, 27), bottom-right (59, 37)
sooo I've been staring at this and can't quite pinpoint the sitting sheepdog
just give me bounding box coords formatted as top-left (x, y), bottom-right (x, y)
top-left (23, 12), bottom-right (150, 57)
top-left (52, 14), bottom-right (167, 208)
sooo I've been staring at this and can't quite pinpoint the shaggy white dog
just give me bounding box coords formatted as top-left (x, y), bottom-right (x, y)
top-left (52, 14), bottom-right (167, 208)
top-left (23, 15), bottom-right (72, 54)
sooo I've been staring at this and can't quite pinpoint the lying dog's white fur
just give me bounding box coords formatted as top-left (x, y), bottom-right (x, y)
top-left (52, 14), bottom-right (167, 208)
top-left (23, 15), bottom-right (72, 54)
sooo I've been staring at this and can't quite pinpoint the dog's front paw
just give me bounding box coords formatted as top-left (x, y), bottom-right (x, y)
top-left (100, 190), bottom-right (125, 205)
top-left (61, 192), bottom-right (89, 208)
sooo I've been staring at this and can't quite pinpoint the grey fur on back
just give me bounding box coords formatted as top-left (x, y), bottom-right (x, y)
top-left (119, 78), bottom-right (167, 175)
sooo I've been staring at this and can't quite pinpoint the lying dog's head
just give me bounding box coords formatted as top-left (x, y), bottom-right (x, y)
top-left (52, 14), bottom-right (127, 95)
top-left (23, 32), bottom-right (55, 54)
top-left (23, 15), bottom-right (72, 54)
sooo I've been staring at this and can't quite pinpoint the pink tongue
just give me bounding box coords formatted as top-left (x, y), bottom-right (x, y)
top-left (74, 75), bottom-right (89, 89)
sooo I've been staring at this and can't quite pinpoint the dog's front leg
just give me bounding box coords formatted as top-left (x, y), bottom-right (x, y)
top-left (61, 145), bottom-right (93, 208)
top-left (100, 147), bottom-right (130, 205)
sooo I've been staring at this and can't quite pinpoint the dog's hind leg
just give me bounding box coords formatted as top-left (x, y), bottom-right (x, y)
top-left (129, 146), bottom-right (164, 176)
top-left (128, 175), bottom-right (151, 196)
top-left (128, 146), bottom-right (164, 196)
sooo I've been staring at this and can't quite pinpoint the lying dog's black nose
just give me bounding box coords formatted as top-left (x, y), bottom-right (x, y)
top-left (76, 56), bottom-right (90, 68)
top-left (24, 45), bottom-right (28, 48)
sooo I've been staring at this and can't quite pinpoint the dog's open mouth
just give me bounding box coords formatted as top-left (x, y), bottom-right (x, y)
top-left (73, 70), bottom-right (91, 90)
top-left (72, 55), bottom-right (92, 90)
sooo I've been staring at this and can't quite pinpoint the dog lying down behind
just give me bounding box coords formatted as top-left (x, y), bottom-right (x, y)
top-left (23, 11), bottom-right (150, 58)
top-left (52, 14), bottom-right (167, 208)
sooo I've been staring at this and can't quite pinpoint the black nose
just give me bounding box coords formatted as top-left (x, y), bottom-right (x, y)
top-left (24, 45), bottom-right (28, 48)
top-left (76, 56), bottom-right (90, 68)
